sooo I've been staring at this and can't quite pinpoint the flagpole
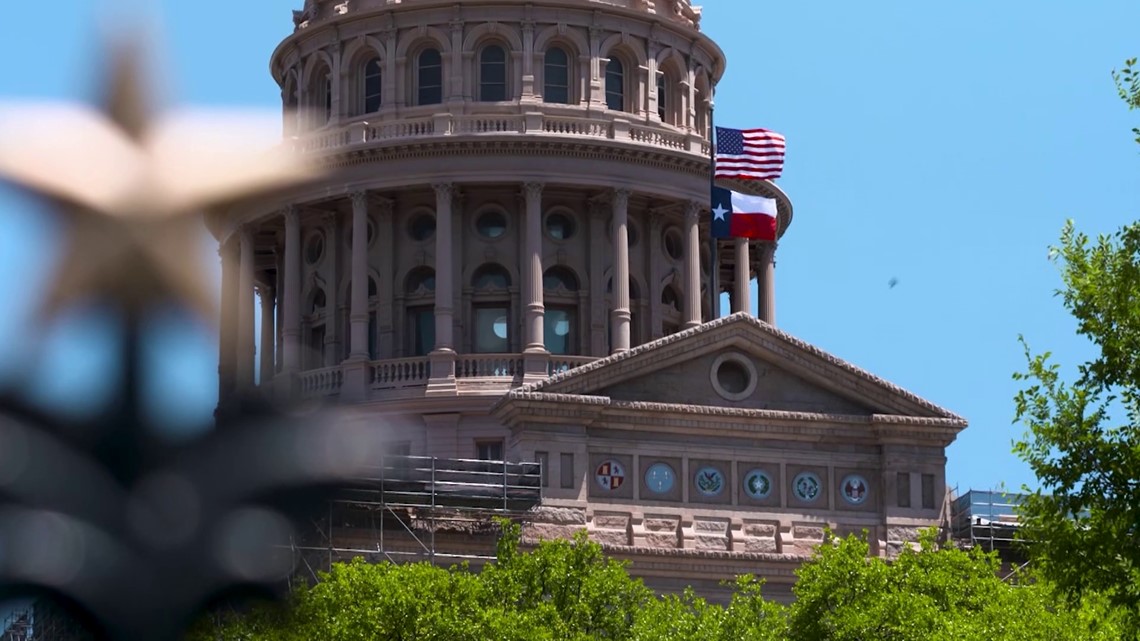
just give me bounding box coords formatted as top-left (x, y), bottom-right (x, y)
top-left (708, 102), bottom-right (719, 321)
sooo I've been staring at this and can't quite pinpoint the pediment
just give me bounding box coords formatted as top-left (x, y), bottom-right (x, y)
top-left (505, 314), bottom-right (962, 421)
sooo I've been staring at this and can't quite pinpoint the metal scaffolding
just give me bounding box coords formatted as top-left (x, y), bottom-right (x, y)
top-left (949, 489), bottom-right (1025, 558)
top-left (290, 454), bottom-right (544, 579)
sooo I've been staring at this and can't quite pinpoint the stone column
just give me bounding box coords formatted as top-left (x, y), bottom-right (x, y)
top-left (758, 242), bottom-right (777, 325)
top-left (683, 201), bottom-right (702, 329)
top-left (610, 189), bottom-right (631, 353)
top-left (217, 238), bottom-right (238, 405)
top-left (588, 200), bottom-right (608, 356)
top-left (376, 198), bottom-right (395, 358)
top-left (523, 182), bottom-right (545, 352)
top-left (648, 213), bottom-right (664, 340)
top-left (236, 227), bottom-right (256, 389)
top-left (282, 207), bottom-right (302, 374)
top-left (733, 238), bottom-right (750, 315)
top-left (428, 183), bottom-right (457, 394)
top-left (258, 284), bottom-right (275, 387)
top-left (348, 191), bottom-right (370, 360)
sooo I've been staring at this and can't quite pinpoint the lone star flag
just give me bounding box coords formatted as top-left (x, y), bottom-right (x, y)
top-left (714, 126), bottom-right (785, 181)
top-left (711, 186), bottom-right (778, 240)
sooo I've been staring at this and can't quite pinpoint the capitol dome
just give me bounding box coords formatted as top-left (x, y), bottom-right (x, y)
top-left (206, 0), bottom-right (956, 604)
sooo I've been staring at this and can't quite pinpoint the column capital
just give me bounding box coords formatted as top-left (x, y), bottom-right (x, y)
top-left (321, 210), bottom-right (339, 230)
top-left (283, 205), bottom-right (300, 226)
top-left (684, 200), bottom-right (702, 223)
top-left (432, 182), bottom-right (455, 200)
top-left (612, 188), bottom-right (631, 209)
top-left (523, 181), bottom-right (544, 199)
top-left (373, 196), bottom-right (395, 216)
top-left (350, 190), bottom-right (369, 211)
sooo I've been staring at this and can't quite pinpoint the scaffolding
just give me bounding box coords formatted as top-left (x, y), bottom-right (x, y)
top-left (290, 454), bottom-right (544, 579)
top-left (949, 489), bottom-right (1026, 560)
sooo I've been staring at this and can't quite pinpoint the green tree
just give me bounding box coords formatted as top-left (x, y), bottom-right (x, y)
top-left (787, 530), bottom-right (1121, 641)
top-left (1113, 57), bottom-right (1140, 144)
top-left (1012, 219), bottom-right (1140, 633)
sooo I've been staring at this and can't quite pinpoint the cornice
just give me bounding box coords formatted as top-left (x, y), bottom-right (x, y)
top-left (316, 137), bottom-right (711, 179)
top-left (493, 393), bottom-right (963, 446)
top-left (497, 313), bottom-right (967, 422)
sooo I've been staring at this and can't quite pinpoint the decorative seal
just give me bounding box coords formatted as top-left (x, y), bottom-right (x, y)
top-left (840, 474), bottom-right (870, 505)
top-left (694, 466), bottom-right (725, 497)
top-left (743, 468), bottom-right (772, 500)
top-left (793, 471), bottom-right (822, 503)
top-left (644, 462), bottom-right (676, 494)
top-left (595, 459), bottom-right (625, 491)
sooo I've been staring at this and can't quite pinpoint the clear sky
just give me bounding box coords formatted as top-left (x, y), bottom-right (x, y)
top-left (0, 0), bottom-right (1137, 492)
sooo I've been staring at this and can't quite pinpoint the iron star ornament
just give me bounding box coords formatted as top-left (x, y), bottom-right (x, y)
top-left (0, 29), bottom-right (378, 641)
top-left (0, 37), bottom-right (322, 319)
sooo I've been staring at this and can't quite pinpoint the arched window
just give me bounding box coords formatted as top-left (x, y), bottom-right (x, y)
top-left (363, 57), bottom-right (382, 113)
top-left (543, 267), bottom-right (579, 356)
top-left (479, 45), bottom-right (507, 102)
top-left (662, 283), bottom-right (682, 337)
top-left (471, 264), bottom-right (511, 353)
top-left (543, 47), bottom-right (570, 104)
top-left (404, 267), bottom-right (435, 356)
top-left (305, 287), bottom-right (328, 370)
top-left (417, 48), bottom-right (443, 106)
top-left (323, 75), bottom-right (332, 123)
top-left (657, 73), bottom-right (667, 122)
top-left (605, 58), bottom-right (625, 111)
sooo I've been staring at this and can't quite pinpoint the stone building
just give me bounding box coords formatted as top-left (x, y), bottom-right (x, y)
top-left (207, 0), bottom-right (967, 600)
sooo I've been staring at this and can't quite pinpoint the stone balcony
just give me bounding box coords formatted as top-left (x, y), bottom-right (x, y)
top-left (292, 105), bottom-right (711, 159)
top-left (293, 353), bottom-right (597, 401)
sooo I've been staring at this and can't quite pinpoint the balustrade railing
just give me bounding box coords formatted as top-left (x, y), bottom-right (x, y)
top-left (547, 355), bottom-right (597, 376)
top-left (298, 365), bottom-right (344, 397)
top-left (456, 354), bottom-right (524, 379)
top-left (294, 110), bottom-right (707, 156)
top-left (371, 356), bottom-right (431, 389)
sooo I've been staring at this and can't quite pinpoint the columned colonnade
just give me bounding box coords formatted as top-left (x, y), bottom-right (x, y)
top-left (218, 183), bottom-right (711, 396)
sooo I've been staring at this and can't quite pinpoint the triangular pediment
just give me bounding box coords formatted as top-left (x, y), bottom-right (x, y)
top-left (504, 313), bottom-right (962, 420)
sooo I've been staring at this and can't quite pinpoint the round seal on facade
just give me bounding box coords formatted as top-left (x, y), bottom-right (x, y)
top-left (840, 474), bottom-right (870, 505)
top-left (793, 471), bottom-right (822, 503)
top-left (595, 459), bottom-right (625, 491)
top-left (743, 468), bottom-right (773, 500)
top-left (693, 466), bottom-right (726, 497)
top-left (643, 462), bottom-right (676, 494)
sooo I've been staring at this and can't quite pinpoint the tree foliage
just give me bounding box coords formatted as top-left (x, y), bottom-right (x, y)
top-left (187, 524), bottom-right (1118, 641)
top-left (1113, 57), bottom-right (1140, 144)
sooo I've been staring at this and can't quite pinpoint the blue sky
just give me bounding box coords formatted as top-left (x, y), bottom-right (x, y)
top-left (0, 1), bottom-right (1137, 492)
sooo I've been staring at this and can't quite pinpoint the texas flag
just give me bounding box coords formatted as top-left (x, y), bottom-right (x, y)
top-left (710, 185), bottom-right (778, 240)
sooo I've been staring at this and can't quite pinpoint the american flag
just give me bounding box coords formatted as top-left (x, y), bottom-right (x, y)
top-left (714, 126), bottom-right (786, 181)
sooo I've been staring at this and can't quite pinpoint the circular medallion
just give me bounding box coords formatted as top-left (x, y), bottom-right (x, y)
top-left (840, 474), bottom-right (870, 505)
top-left (644, 462), bottom-right (676, 494)
top-left (595, 460), bottom-right (625, 491)
top-left (743, 468), bottom-right (773, 500)
top-left (793, 472), bottom-right (822, 503)
top-left (693, 466), bottom-right (726, 497)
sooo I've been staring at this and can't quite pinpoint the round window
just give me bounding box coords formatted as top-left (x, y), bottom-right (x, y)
top-left (693, 466), bottom-right (726, 497)
top-left (743, 469), bottom-right (773, 500)
top-left (793, 472), bottom-right (823, 503)
top-left (476, 211), bottom-right (508, 239)
top-left (840, 474), bottom-right (870, 506)
top-left (545, 212), bottom-right (576, 240)
top-left (595, 459), bottom-right (626, 491)
top-left (408, 213), bottom-right (436, 241)
top-left (305, 233), bottom-right (325, 265)
top-left (644, 462), bottom-right (676, 494)
top-left (710, 353), bottom-right (758, 401)
top-left (663, 228), bottom-right (684, 261)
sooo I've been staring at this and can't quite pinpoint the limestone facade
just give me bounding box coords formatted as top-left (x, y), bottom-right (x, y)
top-left (208, 0), bottom-right (966, 601)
